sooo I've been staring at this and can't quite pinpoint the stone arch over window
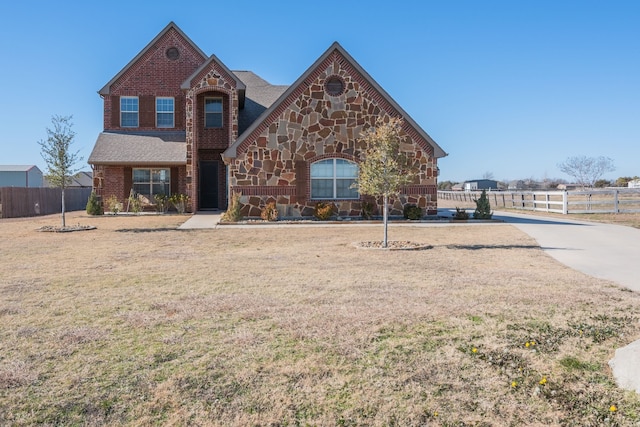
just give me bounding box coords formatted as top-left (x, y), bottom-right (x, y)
top-left (310, 157), bottom-right (359, 200)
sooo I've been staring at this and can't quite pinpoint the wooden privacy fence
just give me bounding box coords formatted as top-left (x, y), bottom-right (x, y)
top-left (438, 189), bottom-right (640, 215)
top-left (0, 187), bottom-right (92, 218)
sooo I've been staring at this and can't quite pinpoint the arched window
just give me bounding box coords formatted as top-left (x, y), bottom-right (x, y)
top-left (310, 158), bottom-right (359, 199)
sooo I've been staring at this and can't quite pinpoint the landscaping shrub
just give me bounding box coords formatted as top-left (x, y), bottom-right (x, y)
top-left (153, 194), bottom-right (170, 213)
top-left (403, 204), bottom-right (422, 220)
top-left (454, 207), bottom-right (469, 220)
top-left (105, 195), bottom-right (121, 214)
top-left (313, 202), bottom-right (335, 220)
top-left (85, 191), bottom-right (103, 215)
top-left (169, 193), bottom-right (189, 214)
top-left (222, 191), bottom-right (243, 222)
top-left (260, 202), bottom-right (278, 221)
top-left (473, 189), bottom-right (493, 219)
top-left (361, 200), bottom-right (375, 219)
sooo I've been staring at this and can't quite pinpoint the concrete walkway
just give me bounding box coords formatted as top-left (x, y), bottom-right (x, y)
top-left (179, 208), bottom-right (640, 393)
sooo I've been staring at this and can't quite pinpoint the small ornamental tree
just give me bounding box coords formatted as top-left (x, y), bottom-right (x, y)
top-left (355, 117), bottom-right (414, 247)
top-left (473, 189), bottom-right (493, 219)
top-left (557, 155), bottom-right (615, 188)
top-left (38, 115), bottom-right (83, 227)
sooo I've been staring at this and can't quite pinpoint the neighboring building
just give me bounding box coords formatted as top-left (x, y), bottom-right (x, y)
top-left (628, 179), bottom-right (640, 189)
top-left (0, 165), bottom-right (43, 188)
top-left (463, 179), bottom-right (498, 191)
top-left (88, 22), bottom-right (447, 217)
top-left (44, 171), bottom-right (93, 188)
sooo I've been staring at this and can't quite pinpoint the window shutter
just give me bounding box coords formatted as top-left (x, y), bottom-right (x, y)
top-left (295, 161), bottom-right (307, 203)
top-left (110, 96), bottom-right (120, 127)
top-left (140, 96), bottom-right (155, 127)
top-left (171, 167), bottom-right (179, 195)
top-left (175, 97), bottom-right (184, 129)
top-left (123, 167), bottom-right (132, 200)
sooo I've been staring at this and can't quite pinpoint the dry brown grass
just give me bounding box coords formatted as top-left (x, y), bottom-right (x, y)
top-left (1, 211), bottom-right (640, 426)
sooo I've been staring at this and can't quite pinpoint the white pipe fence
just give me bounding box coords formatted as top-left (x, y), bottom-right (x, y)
top-left (438, 189), bottom-right (640, 215)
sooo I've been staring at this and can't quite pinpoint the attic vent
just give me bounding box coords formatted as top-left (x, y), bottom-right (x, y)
top-left (166, 47), bottom-right (180, 61)
top-left (324, 75), bottom-right (345, 96)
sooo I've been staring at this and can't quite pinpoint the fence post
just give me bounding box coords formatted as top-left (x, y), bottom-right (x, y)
top-left (614, 189), bottom-right (619, 213)
top-left (562, 191), bottom-right (568, 214)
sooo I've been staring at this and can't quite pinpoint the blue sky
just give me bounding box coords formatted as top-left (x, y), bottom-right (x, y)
top-left (1, 0), bottom-right (638, 183)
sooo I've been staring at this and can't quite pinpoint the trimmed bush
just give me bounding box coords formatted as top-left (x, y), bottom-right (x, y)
top-left (313, 202), bottom-right (335, 220)
top-left (85, 191), bottom-right (103, 216)
top-left (403, 204), bottom-right (422, 220)
top-left (260, 202), bottom-right (278, 221)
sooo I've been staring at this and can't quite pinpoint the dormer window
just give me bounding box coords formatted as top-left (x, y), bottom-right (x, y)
top-left (205, 98), bottom-right (223, 128)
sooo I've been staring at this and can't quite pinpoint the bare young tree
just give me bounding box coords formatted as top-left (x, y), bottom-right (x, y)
top-left (557, 155), bottom-right (615, 189)
top-left (356, 117), bottom-right (414, 247)
top-left (38, 115), bottom-right (83, 227)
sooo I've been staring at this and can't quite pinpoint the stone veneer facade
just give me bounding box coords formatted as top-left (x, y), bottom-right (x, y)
top-left (227, 51), bottom-right (438, 218)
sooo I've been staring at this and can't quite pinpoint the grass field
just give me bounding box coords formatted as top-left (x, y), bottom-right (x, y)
top-left (1, 211), bottom-right (640, 426)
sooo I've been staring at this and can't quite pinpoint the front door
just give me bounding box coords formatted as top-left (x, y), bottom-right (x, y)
top-left (199, 161), bottom-right (218, 209)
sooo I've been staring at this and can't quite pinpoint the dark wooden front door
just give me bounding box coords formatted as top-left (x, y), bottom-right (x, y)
top-left (199, 161), bottom-right (218, 209)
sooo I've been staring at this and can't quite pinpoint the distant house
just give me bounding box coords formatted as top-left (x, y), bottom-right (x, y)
top-left (44, 171), bottom-right (93, 188)
top-left (463, 179), bottom-right (498, 191)
top-left (628, 179), bottom-right (640, 189)
top-left (0, 165), bottom-right (43, 188)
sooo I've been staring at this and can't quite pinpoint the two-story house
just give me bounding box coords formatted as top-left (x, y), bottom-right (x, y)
top-left (88, 22), bottom-right (447, 217)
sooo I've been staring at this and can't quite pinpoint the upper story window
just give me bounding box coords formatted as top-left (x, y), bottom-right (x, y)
top-left (310, 158), bottom-right (359, 199)
top-left (156, 97), bottom-right (174, 128)
top-left (205, 98), bottom-right (223, 128)
top-left (120, 96), bottom-right (139, 128)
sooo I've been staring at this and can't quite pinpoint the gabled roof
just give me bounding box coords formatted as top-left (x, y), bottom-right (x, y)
top-left (88, 133), bottom-right (186, 165)
top-left (223, 41), bottom-right (447, 160)
top-left (0, 165), bottom-right (41, 173)
top-left (180, 54), bottom-right (246, 92)
top-left (180, 54), bottom-right (247, 107)
top-left (99, 22), bottom-right (207, 96)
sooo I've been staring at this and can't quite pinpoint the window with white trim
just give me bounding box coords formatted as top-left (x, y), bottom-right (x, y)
top-left (133, 168), bottom-right (170, 199)
top-left (156, 97), bottom-right (174, 128)
top-left (205, 97), bottom-right (223, 128)
top-left (120, 96), bottom-right (139, 127)
top-left (310, 159), bottom-right (359, 199)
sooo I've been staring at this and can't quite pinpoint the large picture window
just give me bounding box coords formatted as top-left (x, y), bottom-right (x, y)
top-left (205, 98), bottom-right (223, 128)
top-left (311, 159), bottom-right (359, 199)
top-left (120, 96), bottom-right (139, 127)
top-left (156, 97), bottom-right (174, 128)
top-left (133, 168), bottom-right (170, 199)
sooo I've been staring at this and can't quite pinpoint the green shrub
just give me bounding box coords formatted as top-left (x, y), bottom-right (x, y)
top-left (454, 207), bottom-right (469, 220)
top-left (313, 202), bottom-right (335, 220)
top-left (473, 189), bottom-right (493, 219)
top-left (403, 204), bottom-right (422, 220)
top-left (222, 191), bottom-right (243, 222)
top-left (85, 191), bottom-right (103, 215)
top-left (260, 202), bottom-right (278, 221)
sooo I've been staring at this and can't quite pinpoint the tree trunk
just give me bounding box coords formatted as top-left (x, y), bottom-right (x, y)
top-left (383, 193), bottom-right (388, 248)
top-left (61, 188), bottom-right (66, 228)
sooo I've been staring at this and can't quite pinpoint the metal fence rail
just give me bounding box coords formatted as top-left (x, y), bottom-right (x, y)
top-left (438, 189), bottom-right (640, 215)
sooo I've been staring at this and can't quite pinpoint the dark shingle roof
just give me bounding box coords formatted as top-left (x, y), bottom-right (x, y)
top-left (233, 71), bottom-right (289, 136)
top-left (88, 133), bottom-right (186, 165)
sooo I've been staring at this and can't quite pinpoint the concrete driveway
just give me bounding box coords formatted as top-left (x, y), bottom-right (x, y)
top-left (491, 210), bottom-right (640, 394)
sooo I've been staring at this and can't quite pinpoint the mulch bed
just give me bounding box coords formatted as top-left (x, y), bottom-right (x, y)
top-left (352, 241), bottom-right (433, 250)
top-left (37, 225), bottom-right (97, 233)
